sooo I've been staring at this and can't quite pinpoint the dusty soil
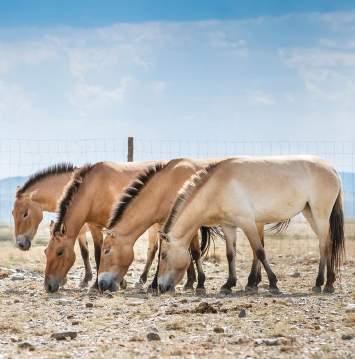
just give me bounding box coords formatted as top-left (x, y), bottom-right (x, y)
top-left (0, 232), bottom-right (354, 359)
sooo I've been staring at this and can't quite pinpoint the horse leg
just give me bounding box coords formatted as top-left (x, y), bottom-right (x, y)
top-left (78, 229), bottom-right (93, 288)
top-left (242, 222), bottom-right (279, 293)
top-left (303, 206), bottom-right (328, 293)
top-left (220, 225), bottom-right (237, 294)
top-left (138, 224), bottom-right (159, 286)
top-left (183, 261), bottom-right (196, 291)
top-left (187, 232), bottom-right (206, 294)
top-left (246, 223), bottom-right (264, 292)
top-left (87, 224), bottom-right (103, 290)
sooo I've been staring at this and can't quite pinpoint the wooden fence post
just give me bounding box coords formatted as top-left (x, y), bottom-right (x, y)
top-left (127, 137), bottom-right (134, 162)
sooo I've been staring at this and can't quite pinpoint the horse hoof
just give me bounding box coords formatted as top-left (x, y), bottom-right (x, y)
top-left (79, 280), bottom-right (89, 288)
top-left (195, 287), bottom-right (206, 296)
top-left (220, 286), bottom-right (233, 295)
top-left (312, 286), bottom-right (322, 293)
top-left (183, 285), bottom-right (194, 292)
top-left (323, 286), bottom-right (335, 294)
top-left (269, 286), bottom-right (280, 294)
top-left (147, 285), bottom-right (158, 294)
top-left (245, 285), bottom-right (258, 294)
top-left (88, 286), bottom-right (99, 295)
top-left (120, 279), bottom-right (127, 290)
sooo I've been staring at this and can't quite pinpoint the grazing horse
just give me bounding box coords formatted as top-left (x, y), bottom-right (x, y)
top-left (12, 163), bottom-right (100, 287)
top-left (98, 158), bottom-right (287, 294)
top-left (44, 161), bottom-right (162, 293)
top-left (158, 156), bottom-right (345, 294)
top-left (98, 159), bottom-right (223, 294)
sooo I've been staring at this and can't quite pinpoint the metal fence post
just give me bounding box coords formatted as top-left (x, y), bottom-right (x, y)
top-left (127, 137), bottom-right (134, 162)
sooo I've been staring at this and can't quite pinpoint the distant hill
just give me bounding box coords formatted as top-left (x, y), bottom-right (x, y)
top-left (0, 171), bottom-right (354, 223)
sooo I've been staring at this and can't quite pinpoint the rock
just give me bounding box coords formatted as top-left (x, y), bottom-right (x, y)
top-left (213, 326), bottom-right (224, 333)
top-left (129, 335), bottom-right (144, 342)
top-left (55, 299), bottom-right (72, 305)
top-left (85, 302), bottom-right (94, 308)
top-left (0, 271), bottom-right (9, 279)
top-left (345, 304), bottom-right (355, 313)
top-left (18, 342), bottom-right (35, 351)
top-left (289, 271), bottom-right (301, 278)
top-left (147, 332), bottom-right (161, 341)
top-left (10, 273), bottom-right (25, 281)
top-left (51, 331), bottom-right (78, 341)
top-left (194, 302), bottom-right (217, 314)
top-left (341, 334), bottom-right (354, 340)
top-left (72, 321), bottom-right (80, 325)
top-left (255, 338), bottom-right (284, 346)
top-left (239, 309), bottom-right (247, 318)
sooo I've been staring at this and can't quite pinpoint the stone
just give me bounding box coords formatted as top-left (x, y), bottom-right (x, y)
top-left (85, 302), bottom-right (94, 308)
top-left (18, 342), bottom-right (35, 351)
top-left (147, 332), bottom-right (161, 341)
top-left (51, 331), bottom-right (78, 341)
top-left (213, 326), bottom-right (224, 333)
top-left (10, 273), bottom-right (25, 281)
top-left (341, 334), bottom-right (354, 340)
top-left (239, 309), bottom-right (247, 318)
top-left (345, 304), bottom-right (355, 313)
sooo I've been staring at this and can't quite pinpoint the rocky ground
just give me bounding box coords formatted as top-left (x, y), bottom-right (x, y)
top-left (0, 233), bottom-right (354, 359)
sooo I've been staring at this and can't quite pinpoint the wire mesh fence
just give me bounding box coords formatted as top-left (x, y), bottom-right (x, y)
top-left (0, 138), bottom-right (354, 236)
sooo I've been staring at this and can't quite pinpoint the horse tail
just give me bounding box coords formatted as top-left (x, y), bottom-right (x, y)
top-left (266, 219), bottom-right (291, 234)
top-left (329, 190), bottom-right (345, 275)
top-left (199, 226), bottom-right (224, 257)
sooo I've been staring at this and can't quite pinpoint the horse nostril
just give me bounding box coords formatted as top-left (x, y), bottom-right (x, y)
top-left (18, 242), bottom-right (25, 249)
top-left (98, 279), bottom-right (109, 292)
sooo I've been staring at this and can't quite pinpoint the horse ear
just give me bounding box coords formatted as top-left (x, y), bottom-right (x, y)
top-left (59, 223), bottom-right (66, 236)
top-left (28, 190), bottom-right (38, 200)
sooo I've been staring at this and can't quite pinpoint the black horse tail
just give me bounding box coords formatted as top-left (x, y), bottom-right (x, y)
top-left (329, 191), bottom-right (345, 275)
top-left (199, 226), bottom-right (224, 257)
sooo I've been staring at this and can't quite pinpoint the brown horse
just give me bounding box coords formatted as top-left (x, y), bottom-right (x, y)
top-left (12, 163), bottom-right (100, 287)
top-left (158, 156), bottom-right (345, 294)
top-left (98, 159), bottom-right (223, 293)
top-left (44, 161), bottom-right (162, 293)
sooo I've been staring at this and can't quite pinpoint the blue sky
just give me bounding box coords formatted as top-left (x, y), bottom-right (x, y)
top-left (0, 1), bottom-right (355, 142)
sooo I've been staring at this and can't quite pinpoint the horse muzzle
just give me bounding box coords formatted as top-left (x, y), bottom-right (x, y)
top-left (16, 235), bottom-right (32, 251)
top-left (44, 277), bottom-right (60, 293)
top-left (98, 272), bottom-right (119, 293)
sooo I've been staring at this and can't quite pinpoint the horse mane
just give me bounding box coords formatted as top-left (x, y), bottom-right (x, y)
top-left (16, 163), bottom-right (75, 197)
top-left (53, 164), bottom-right (95, 234)
top-left (163, 162), bottom-right (219, 234)
top-left (107, 162), bottom-right (166, 229)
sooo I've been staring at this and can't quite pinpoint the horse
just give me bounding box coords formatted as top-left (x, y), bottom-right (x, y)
top-left (98, 158), bottom-right (288, 294)
top-left (12, 163), bottom-right (100, 287)
top-left (44, 161), bottom-right (163, 293)
top-left (98, 159), bottom-right (223, 294)
top-left (157, 156), bottom-right (345, 294)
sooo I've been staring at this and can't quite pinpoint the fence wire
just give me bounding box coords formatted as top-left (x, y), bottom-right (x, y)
top-left (0, 139), bottom-right (354, 235)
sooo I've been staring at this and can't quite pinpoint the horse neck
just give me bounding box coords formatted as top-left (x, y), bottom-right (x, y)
top-left (26, 172), bottom-right (73, 212)
top-left (114, 173), bottom-right (169, 240)
top-left (169, 180), bottom-right (216, 247)
top-left (63, 181), bottom-right (94, 240)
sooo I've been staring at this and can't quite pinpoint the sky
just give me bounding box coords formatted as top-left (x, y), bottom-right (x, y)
top-left (0, 1), bottom-right (355, 142)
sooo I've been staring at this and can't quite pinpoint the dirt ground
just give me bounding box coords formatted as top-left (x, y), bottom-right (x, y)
top-left (0, 230), bottom-right (354, 359)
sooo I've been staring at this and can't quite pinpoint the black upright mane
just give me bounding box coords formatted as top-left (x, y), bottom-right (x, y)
top-left (53, 164), bottom-right (95, 234)
top-left (16, 163), bottom-right (75, 197)
top-left (107, 162), bottom-right (166, 229)
top-left (162, 162), bottom-right (219, 234)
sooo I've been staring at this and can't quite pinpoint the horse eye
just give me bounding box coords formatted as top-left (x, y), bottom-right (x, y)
top-left (57, 248), bottom-right (64, 257)
top-left (104, 248), bottom-right (111, 255)
top-left (23, 210), bottom-right (28, 218)
top-left (161, 252), bottom-right (167, 260)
